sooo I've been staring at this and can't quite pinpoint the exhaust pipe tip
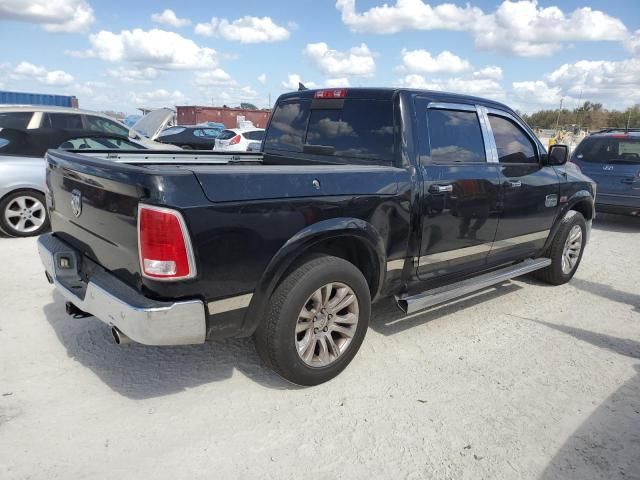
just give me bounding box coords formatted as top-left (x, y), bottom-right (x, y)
top-left (111, 327), bottom-right (133, 345)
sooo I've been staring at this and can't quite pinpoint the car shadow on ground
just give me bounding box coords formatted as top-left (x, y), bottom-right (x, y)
top-left (532, 321), bottom-right (640, 480)
top-left (42, 291), bottom-right (297, 398)
top-left (592, 212), bottom-right (639, 234)
top-left (369, 281), bottom-right (523, 336)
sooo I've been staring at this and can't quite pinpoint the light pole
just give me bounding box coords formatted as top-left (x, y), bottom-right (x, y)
top-left (555, 98), bottom-right (563, 131)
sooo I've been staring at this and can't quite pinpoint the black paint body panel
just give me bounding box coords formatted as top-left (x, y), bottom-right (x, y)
top-left (44, 88), bottom-right (596, 340)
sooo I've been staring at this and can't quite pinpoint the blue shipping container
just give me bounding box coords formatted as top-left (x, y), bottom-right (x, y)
top-left (0, 90), bottom-right (77, 107)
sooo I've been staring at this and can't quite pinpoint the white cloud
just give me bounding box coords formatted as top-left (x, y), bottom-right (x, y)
top-left (194, 69), bottom-right (235, 86)
top-left (337, 0), bottom-right (630, 57)
top-left (12, 61), bottom-right (74, 86)
top-left (326, 78), bottom-right (351, 87)
top-left (257, 73), bottom-right (267, 84)
top-left (151, 9), bottom-right (191, 28)
top-left (398, 73), bottom-right (505, 100)
top-left (88, 29), bottom-right (218, 70)
top-left (282, 74), bottom-right (317, 90)
top-left (473, 66), bottom-right (503, 81)
top-left (625, 30), bottom-right (640, 57)
top-left (398, 49), bottom-right (471, 74)
top-left (512, 80), bottom-right (563, 107)
top-left (195, 16), bottom-right (290, 43)
top-left (336, 0), bottom-right (481, 34)
top-left (546, 58), bottom-right (640, 104)
top-left (108, 66), bottom-right (159, 83)
top-left (304, 42), bottom-right (375, 77)
top-left (0, 0), bottom-right (94, 32)
top-left (473, 1), bottom-right (629, 56)
top-left (129, 89), bottom-right (187, 107)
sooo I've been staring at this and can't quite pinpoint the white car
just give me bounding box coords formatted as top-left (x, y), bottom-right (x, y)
top-left (214, 128), bottom-right (265, 152)
top-left (0, 106), bottom-right (179, 150)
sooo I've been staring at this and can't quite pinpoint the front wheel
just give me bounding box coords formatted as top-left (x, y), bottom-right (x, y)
top-left (254, 256), bottom-right (371, 386)
top-left (0, 190), bottom-right (50, 237)
top-left (533, 210), bottom-right (586, 285)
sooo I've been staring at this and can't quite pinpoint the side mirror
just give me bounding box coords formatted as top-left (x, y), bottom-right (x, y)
top-left (547, 144), bottom-right (569, 166)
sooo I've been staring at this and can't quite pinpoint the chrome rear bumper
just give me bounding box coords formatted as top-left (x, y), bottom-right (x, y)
top-left (38, 233), bottom-right (206, 345)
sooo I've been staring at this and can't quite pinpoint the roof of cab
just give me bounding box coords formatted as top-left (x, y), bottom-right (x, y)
top-left (277, 87), bottom-right (514, 113)
top-left (589, 128), bottom-right (640, 137)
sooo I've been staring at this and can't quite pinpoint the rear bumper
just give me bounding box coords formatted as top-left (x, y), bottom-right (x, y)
top-left (38, 233), bottom-right (207, 345)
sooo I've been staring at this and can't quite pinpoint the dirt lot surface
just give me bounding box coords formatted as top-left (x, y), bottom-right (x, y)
top-left (1, 213), bottom-right (639, 480)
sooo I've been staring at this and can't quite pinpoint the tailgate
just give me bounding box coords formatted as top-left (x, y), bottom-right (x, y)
top-left (45, 149), bottom-right (206, 289)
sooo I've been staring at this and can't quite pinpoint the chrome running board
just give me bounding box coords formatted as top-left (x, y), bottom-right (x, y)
top-left (396, 258), bottom-right (551, 314)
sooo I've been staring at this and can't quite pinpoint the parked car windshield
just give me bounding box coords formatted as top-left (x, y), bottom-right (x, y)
top-left (264, 98), bottom-right (395, 165)
top-left (0, 112), bottom-right (33, 129)
top-left (574, 136), bottom-right (640, 164)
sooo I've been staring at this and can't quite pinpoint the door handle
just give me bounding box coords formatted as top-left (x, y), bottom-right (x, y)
top-left (429, 184), bottom-right (453, 194)
top-left (505, 180), bottom-right (522, 188)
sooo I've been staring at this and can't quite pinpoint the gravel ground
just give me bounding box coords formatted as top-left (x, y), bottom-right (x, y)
top-left (1, 213), bottom-right (639, 480)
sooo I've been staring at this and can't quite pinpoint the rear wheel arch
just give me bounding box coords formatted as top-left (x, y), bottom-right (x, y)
top-left (241, 218), bottom-right (386, 336)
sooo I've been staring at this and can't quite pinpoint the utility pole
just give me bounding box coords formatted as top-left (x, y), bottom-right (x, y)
top-left (268, 92), bottom-right (272, 107)
top-left (627, 109), bottom-right (632, 130)
top-left (555, 98), bottom-right (563, 131)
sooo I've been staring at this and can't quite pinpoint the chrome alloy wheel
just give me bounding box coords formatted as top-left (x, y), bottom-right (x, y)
top-left (295, 282), bottom-right (359, 367)
top-left (561, 224), bottom-right (583, 274)
top-left (4, 195), bottom-right (46, 234)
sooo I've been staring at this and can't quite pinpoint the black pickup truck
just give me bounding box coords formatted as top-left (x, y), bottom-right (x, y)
top-left (38, 88), bottom-right (595, 385)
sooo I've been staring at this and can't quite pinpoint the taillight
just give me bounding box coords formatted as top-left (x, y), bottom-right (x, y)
top-left (138, 204), bottom-right (196, 280)
top-left (314, 89), bottom-right (347, 99)
top-left (229, 135), bottom-right (241, 145)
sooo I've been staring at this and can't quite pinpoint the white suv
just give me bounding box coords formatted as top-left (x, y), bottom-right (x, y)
top-left (0, 106), bottom-right (176, 150)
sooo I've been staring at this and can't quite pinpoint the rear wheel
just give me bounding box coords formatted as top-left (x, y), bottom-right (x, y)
top-left (254, 256), bottom-right (371, 386)
top-left (0, 190), bottom-right (49, 237)
top-left (533, 210), bottom-right (586, 285)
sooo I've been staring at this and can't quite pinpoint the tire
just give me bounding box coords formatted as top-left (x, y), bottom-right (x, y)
top-left (533, 210), bottom-right (586, 285)
top-left (180, 145), bottom-right (193, 150)
top-left (254, 255), bottom-right (371, 386)
top-left (0, 190), bottom-right (50, 238)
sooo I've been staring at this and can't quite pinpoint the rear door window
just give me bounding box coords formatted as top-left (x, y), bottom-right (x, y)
top-left (84, 115), bottom-right (130, 136)
top-left (43, 113), bottom-right (83, 129)
top-left (426, 109), bottom-right (486, 163)
top-left (0, 112), bottom-right (33, 129)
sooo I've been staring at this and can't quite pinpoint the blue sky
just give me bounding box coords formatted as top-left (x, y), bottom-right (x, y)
top-left (0, 0), bottom-right (638, 114)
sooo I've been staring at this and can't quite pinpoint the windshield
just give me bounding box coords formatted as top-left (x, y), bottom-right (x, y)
top-left (574, 136), bottom-right (640, 164)
top-left (264, 97), bottom-right (395, 165)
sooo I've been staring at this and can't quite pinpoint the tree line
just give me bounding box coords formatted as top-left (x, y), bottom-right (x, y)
top-left (520, 102), bottom-right (640, 131)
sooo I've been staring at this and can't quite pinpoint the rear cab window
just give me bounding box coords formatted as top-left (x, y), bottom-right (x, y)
top-left (264, 94), bottom-right (396, 165)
